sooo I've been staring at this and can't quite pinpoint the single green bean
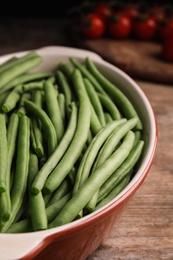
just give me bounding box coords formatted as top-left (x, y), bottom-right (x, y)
top-left (0, 113), bottom-right (8, 193)
top-left (84, 77), bottom-right (106, 126)
top-left (31, 102), bottom-right (77, 194)
top-left (90, 103), bottom-right (102, 136)
top-left (28, 153), bottom-right (47, 231)
top-left (97, 93), bottom-right (122, 120)
top-left (30, 118), bottom-right (44, 158)
top-left (43, 69), bottom-right (91, 194)
top-left (58, 62), bottom-right (73, 78)
top-left (0, 91), bottom-right (10, 110)
top-left (85, 57), bottom-right (143, 130)
top-left (22, 81), bottom-right (44, 92)
top-left (2, 85), bottom-right (22, 113)
top-left (58, 93), bottom-right (66, 125)
top-left (56, 70), bottom-right (73, 114)
top-left (44, 79), bottom-right (64, 143)
top-left (17, 93), bottom-right (31, 116)
top-left (104, 113), bottom-right (113, 123)
top-left (24, 100), bottom-right (57, 156)
top-left (48, 130), bottom-right (135, 227)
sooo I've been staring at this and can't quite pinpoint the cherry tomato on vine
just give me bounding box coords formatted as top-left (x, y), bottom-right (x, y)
top-left (107, 13), bottom-right (132, 38)
top-left (95, 2), bottom-right (113, 21)
top-left (133, 15), bottom-right (157, 40)
top-left (80, 12), bottom-right (106, 39)
top-left (161, 34), bottom-right (173, 62)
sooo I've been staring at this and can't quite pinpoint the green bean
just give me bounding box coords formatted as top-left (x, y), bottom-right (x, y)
top-left (46, 192), bottom-right (72, 223)
top-left (56, 70), bottom-right (73, 114)
top-left (1, 115), bottom-right (30, 233)
top-left (6, 218), bottom-right (32, 233)
top-left (1, 113), bottom-right (19, 221)
top-left (96, 175), bottom-right (131, 210)
top-left (2, 85), bottom-right (22, 113)
top-left (22, 81), bottom-right (44, 92)
top-left (30, 118), bottom-right (44, 158)
top-left (0, 91), bottom-right (10, 110)
top-left (47, 178), bottom-right (72, 207)
top-left (30, 90), bottom-right (44, 157)
top-left (28, 153), bottom-right (47, 231)
top-left (58, 62), bottom-right (73, 78)
top-left (84, 77), bottom-right (106, 126)
top-left (97, 93), bottom-right (122, 120)
top-left (73, 119), bottom-right (127, 195)
top-left (32, 89), bottom-right (43, 108)
top-left (98, 140), bottom-right (144, 202)
top-left (84, 118), bottom-right (138, 212)
top-left (0, 57), bottom-right (18, 74)
top-left (93, 118), bottom-right (138, 171)
top-left (69, 57), bottom-right (106, 94)
top-left (0, 113), bottom-right (8, 193)
top-left (31, 102), bottom-right (77, 194)
top-left (90, 103), bottom-right (102, 135)
top-left (24, 100), bottom-right (57, 156)
top-left (58, 93), bottom-right (66, 125)
top-left (0, 52), bottom-right (42, 90)
top-left (85, 57), bottom-right (143, 130)
top-left (104, 113), bottom-right (113, 123)
top-left (1, 72), bottom-right (51, 93)
top-left (48, 131), bottom-right (135, 227)
top-left (44, 79), bottom-right (64, 143)
top-left (17, 93), bottom-right (31, 116)
top-left (43, 69), bottom-right (91, 194)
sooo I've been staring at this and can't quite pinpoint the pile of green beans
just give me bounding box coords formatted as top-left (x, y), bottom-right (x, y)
top-left (0, 51), bottom-right (144, 233)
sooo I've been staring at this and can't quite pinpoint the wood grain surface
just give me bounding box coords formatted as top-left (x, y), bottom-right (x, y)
top-left (0, 17), bottom-right (172, 260)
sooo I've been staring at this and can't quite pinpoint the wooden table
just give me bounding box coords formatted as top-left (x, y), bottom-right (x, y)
top-left (0, 17), bottom-right (173, 260)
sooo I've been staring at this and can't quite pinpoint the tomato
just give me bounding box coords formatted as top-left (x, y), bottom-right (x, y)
top-left (120, 4), bottom-right (139, 22)
top-left (161, 34), bottom-right (173, 62)
top-left (107, 13), bottom-right (132, 38)
top-left (95, 2), bottom-right (113, 21)
top-left (157, 19), bottom-right (173, 41)
top-left (133, 15), bottom-right (157, 40)
top-left (80, 13), bottom-right (106, 39)
top-left (149, 4), bottom-right (165, 23)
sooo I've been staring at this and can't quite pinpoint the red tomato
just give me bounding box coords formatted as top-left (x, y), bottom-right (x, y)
top-left (95, 2), bottom-right (113, 21)
top-left (133, 16), bottom-right (157, 40)
top-left (158, 19), bottom-right (173, 41)
top-left (120, 4), bottom-right (139, 22)
top-left (161, 34), bottom-right (173, 62)
top-left (107, 13), bottom-right (132, 38)
top-left (149, 5), bottom-right (165, 23)
top-left (80, 13), bottom-right (106, 39)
